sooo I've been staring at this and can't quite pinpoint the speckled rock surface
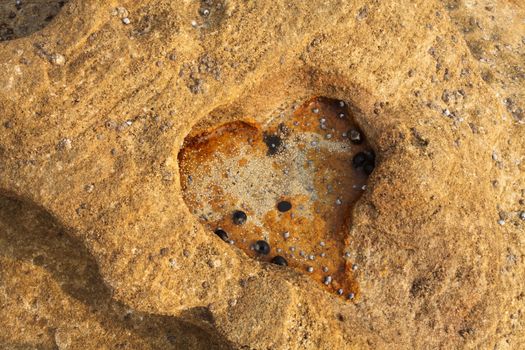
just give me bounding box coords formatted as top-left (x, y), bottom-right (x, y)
top-left (0, 0), bottom-right (524, 349)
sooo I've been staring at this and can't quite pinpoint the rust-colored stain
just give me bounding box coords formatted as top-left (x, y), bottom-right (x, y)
top-left (179, 97), bottom-right (374, 300)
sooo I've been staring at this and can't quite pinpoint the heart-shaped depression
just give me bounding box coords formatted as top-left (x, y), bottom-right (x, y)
top-left (179, 97), bottom-right (375, 300)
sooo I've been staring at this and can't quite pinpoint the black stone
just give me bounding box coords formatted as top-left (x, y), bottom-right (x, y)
top-left (352, 152), bottom-right (367, 168)
top-left (232, 210), bottom-right (247, 225)
top-left (353, 150), bottom-right (376, 175)
top-left (277, 200), bottom-right (292, 212)
top-left (254, 240), bottom-right (271, 255)
top-left (263, 133), bottom-right (282, 156)
top-left (271, 255), bottom-right (288, 266)
top-left (214, 229), bottom-right (229, 241)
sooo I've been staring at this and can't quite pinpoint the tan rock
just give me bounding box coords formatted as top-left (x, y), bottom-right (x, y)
top-left (0, 0), bottom-right (523, 348)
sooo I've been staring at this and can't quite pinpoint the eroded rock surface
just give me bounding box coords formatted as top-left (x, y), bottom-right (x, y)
top-left (0, 0), bottom-right (524, 349)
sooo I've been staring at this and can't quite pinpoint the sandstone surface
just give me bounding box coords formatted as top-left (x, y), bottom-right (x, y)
top-left (0, 0), bottom-right (524, 349)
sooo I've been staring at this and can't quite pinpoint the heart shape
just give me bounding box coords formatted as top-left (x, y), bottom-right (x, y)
top-left (179, 97), bottom-right (375, 300)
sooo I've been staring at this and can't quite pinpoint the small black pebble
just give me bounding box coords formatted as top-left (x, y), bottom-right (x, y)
top-left (254, 240), bottom-right (271, 255)
top-left (353, 150), bottom-right (376, 174)
top-left (214, 229), bottom-right (229, 241)
top-left (271, 255), bottom-right (288, 266)
top-left (232, 210), bottom-right (247, 225)
top-left (277, 200), bottom-right (292, 212)
top-left (352, 152), bottom-right (367, 168)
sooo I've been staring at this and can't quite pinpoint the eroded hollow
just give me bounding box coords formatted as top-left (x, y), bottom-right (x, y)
top-left (179, 97), bottom-right (375, 300)
top-left (0, 0), bottom-right (68, 42)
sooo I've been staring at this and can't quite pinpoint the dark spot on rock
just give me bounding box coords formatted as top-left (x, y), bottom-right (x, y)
top-left (352, 152), bottom-right (367, 169)
top-left (458, 326), bottom-right (474, 339)
top-left (361, 150), bottom-right (376, 175)
top-left (232, 211), bottom-right (247, 225)
top-left (277, 200), bottom-right (292, 212)
top-left (363, 162), bottom-right (375, 175)
top-left (263, 133), bottom-right (282, 156)
top-left (410, 277), bottom-right (431, 298)
top-left (254, 240), bottom-right (270, 255)
top-left (214, 228), bottom-right (229, 241)
top-left (271, 255), bottom-right (288, 266)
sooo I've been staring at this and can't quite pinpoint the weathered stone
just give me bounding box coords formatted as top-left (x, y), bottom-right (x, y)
top-left (0, 0), bottom-right (524, 348)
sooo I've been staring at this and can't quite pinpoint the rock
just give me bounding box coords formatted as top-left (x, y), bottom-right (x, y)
top-left (0, 0), bottom-right (524, 349)
top-left (50, 53), bottom-right (65, 66)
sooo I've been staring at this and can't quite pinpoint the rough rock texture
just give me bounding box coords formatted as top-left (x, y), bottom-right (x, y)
top-left (0, 0), bottom-right (523, 349)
